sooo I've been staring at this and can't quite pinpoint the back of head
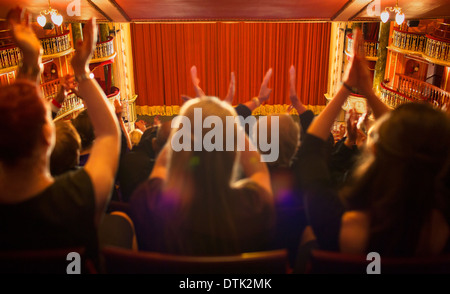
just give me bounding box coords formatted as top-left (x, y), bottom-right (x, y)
top-left (376, 102), bottom-right (450, 173)
top-left (50, 120), bottom-right (81, 176)
top-left (0, 81), bottom-right (47, 166)
top-left (256, 113), bottom-right (300, 168)
top-left (72, 109), bottom-right (95, 152)
top-left (168, 96), bottom-right (238, 192)
top-left (129, 129), bottom-right (143, 149)
top-left (165, 96), bottom-right (241, 253)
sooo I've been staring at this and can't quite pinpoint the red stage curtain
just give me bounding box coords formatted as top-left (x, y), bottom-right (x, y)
top-left (131, 22), bottom-right (331, 109)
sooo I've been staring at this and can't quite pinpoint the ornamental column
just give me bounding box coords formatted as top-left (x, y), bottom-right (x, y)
top-left (373, 21), bottom-right (390, 96)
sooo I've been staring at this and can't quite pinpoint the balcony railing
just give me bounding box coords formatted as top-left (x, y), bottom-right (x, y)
top-left (391, 27), bottom-right (450, 66)
top-left (40, 31), bottom-right (72, 57)
top-left (54, 87), bottom-right (122, 122)
top-left (0, 45), bottom-right (21, 70)
top-left (40, 78), bottom-right (61, 99)
top-left (91, 36), bottom-right (115, 62)
top-left (424, 35), bottom-right (450, 64)
top-left (0, 31), bottom-right (72, 73)
top-left (346, 33), bottom-right (379, 60)
top-left (57, 93), bottom-right (84, 119)
top-left (380, 82), bottom-right (416, 109)
top-left (392, 28), bottom-right (427, 53)
top-left (381, 75), bottom-right (450, 109)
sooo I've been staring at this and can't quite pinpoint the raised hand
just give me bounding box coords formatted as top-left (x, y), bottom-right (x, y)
top-left (181, 95), bottom-right (193, 102)
top-left (342, 28), bottom-right (367, 91)
top-left (7, 7), bottom-right (42, 65)
top-left (258, 68), bottom-right (273, 103)
top-left (224, 72), bottom-right (235, 104)
top-left (345, 108), bottom-right (358, 146)
top-left (135, 120), bottom-right (147, 132)
top-left (190, 65), bottom-right (206, 98)
top-left (114, 99), bottom-right (123, 115)
top-left (289, 65), bottom-right (307, 114)
top-left (71, 18), bottom-right (97, 75)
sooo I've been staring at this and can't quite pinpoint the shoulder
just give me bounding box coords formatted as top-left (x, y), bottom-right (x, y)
top-left (44, 168), bottom-right (95, 209)
top-left (339, 210), bottom-right (370, 254)
top-left (232, 179), bottom-right (273, 206)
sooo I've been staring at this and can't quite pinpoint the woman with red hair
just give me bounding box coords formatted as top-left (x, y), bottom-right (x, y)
top-left (0, 8), bottom-right (121, 269)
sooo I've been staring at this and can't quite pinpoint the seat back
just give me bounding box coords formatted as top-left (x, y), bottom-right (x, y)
top-left (0, 247), bottom-right (95, 274)
top-left (307, 249), bottom-right (450, 274)
top-left (102, 246), bottom-right (289, 274)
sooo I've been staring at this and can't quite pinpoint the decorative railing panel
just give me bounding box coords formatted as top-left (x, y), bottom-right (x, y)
top-left (40, 31), bottom-right (72, 56)
top-left (391, 27), bottom-right (450, 66)
top-left (424, 35), bottom-right (450, 63)
top-left (392, 28), bottom-right (427, 53)
top-left (0, 31), bottom-right (72, 72)
top-left (92, 36), bottom-right (115, 60)
top-left (381, 77), bottom-right (450, 109)
top-left (346, 33), bottom-right (379, 59)
top-left (0, 46), bottom-right (21, 70)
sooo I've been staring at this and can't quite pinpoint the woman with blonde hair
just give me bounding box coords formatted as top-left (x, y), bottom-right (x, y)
top-left (130, 96), bottom-right (275, 255)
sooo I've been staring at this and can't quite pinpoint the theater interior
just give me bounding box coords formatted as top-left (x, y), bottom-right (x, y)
top-left (0, 0), bottom-right (449, 277)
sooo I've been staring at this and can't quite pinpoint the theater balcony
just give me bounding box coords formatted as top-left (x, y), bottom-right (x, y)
top-left (345, 33), bottom-right (379, 61)
top-left (381, 74), bottom-right (450, 109)
top-left (90, 36), bottom-right (116, 64)
top-left (389, 24), bottom-right (450, 67)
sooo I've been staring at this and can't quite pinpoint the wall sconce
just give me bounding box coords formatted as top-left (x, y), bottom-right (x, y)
top-left (380, 0), bottom-right (405, 25)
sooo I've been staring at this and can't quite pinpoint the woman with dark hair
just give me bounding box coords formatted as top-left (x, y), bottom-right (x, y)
top-left (296, 28), bottom-right (450, 259)
top-left (0, 8), bottom-right (120, 267)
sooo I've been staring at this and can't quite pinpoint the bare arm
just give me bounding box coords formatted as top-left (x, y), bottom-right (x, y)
top-left (352, 42), bottom-right (390, 119)
top-left (242, 68), bottom-right (273, 111)
top-left (7, 8), bottom-right (43, 84)
top-left (72, 19), bottom-right (121, 225)
top-left (289, 65), bottom-right (308, 115)
top-left (308, 29), bottom-right (365, 141)
top-left (114, 99), bottom-right (132, 151)
top-left (234, 134), bottom-right (273, 198)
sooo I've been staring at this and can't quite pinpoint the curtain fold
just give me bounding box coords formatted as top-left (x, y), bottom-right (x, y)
top-left (131, 22), bottom-right (331, 110)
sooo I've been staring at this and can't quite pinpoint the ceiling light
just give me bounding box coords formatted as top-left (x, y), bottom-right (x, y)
top-left (395, 12), bottom-right (405, 26)
top-left (380, 0), bottom-right (405, 25)
top-left (37, 15), bottom-right (46, 27)
top-left (380, 11), bottom-right (389, 23)
top-left (37, 0), bottom-right (63, 27)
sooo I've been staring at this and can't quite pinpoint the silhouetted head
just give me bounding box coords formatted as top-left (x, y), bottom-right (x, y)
top-left (50, 120), bottom-right (81, 176)
top-left (72, 109), bottom-right (95, 152)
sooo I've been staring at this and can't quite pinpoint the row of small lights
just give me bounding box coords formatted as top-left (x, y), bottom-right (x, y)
top-left (36, 0), bottom-right (405, 28)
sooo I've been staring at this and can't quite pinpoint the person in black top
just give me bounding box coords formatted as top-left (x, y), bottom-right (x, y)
top-left (295, 29), bottom-right (450, 262)
top-left (0, 9), bottom-right (121, 271)
top-left (118, 121), bottom-right (171, 202)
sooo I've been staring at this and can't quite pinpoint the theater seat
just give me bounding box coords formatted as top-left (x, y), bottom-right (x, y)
top-left (0, 247), bottom-right (96, 274)
top-left (102, 246), bottom-right (290, 274)
top-left (306, 249), bottom-right (450, 274)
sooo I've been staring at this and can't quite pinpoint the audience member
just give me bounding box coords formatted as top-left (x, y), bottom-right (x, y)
top-left (72, 109), bottom-right (95, 166)
top-left (129, 129), bottom-right (143, 149)
top-left (118, 121), bottom-right (171, 202)
top-left (0, 10), bottom-right (120, 270)
top-left (130, 96), bottom-right (275, 255)
top-left (50, 120), bottom-right (81, 176)
top-left (295, 29), bottom-right (450, 261)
